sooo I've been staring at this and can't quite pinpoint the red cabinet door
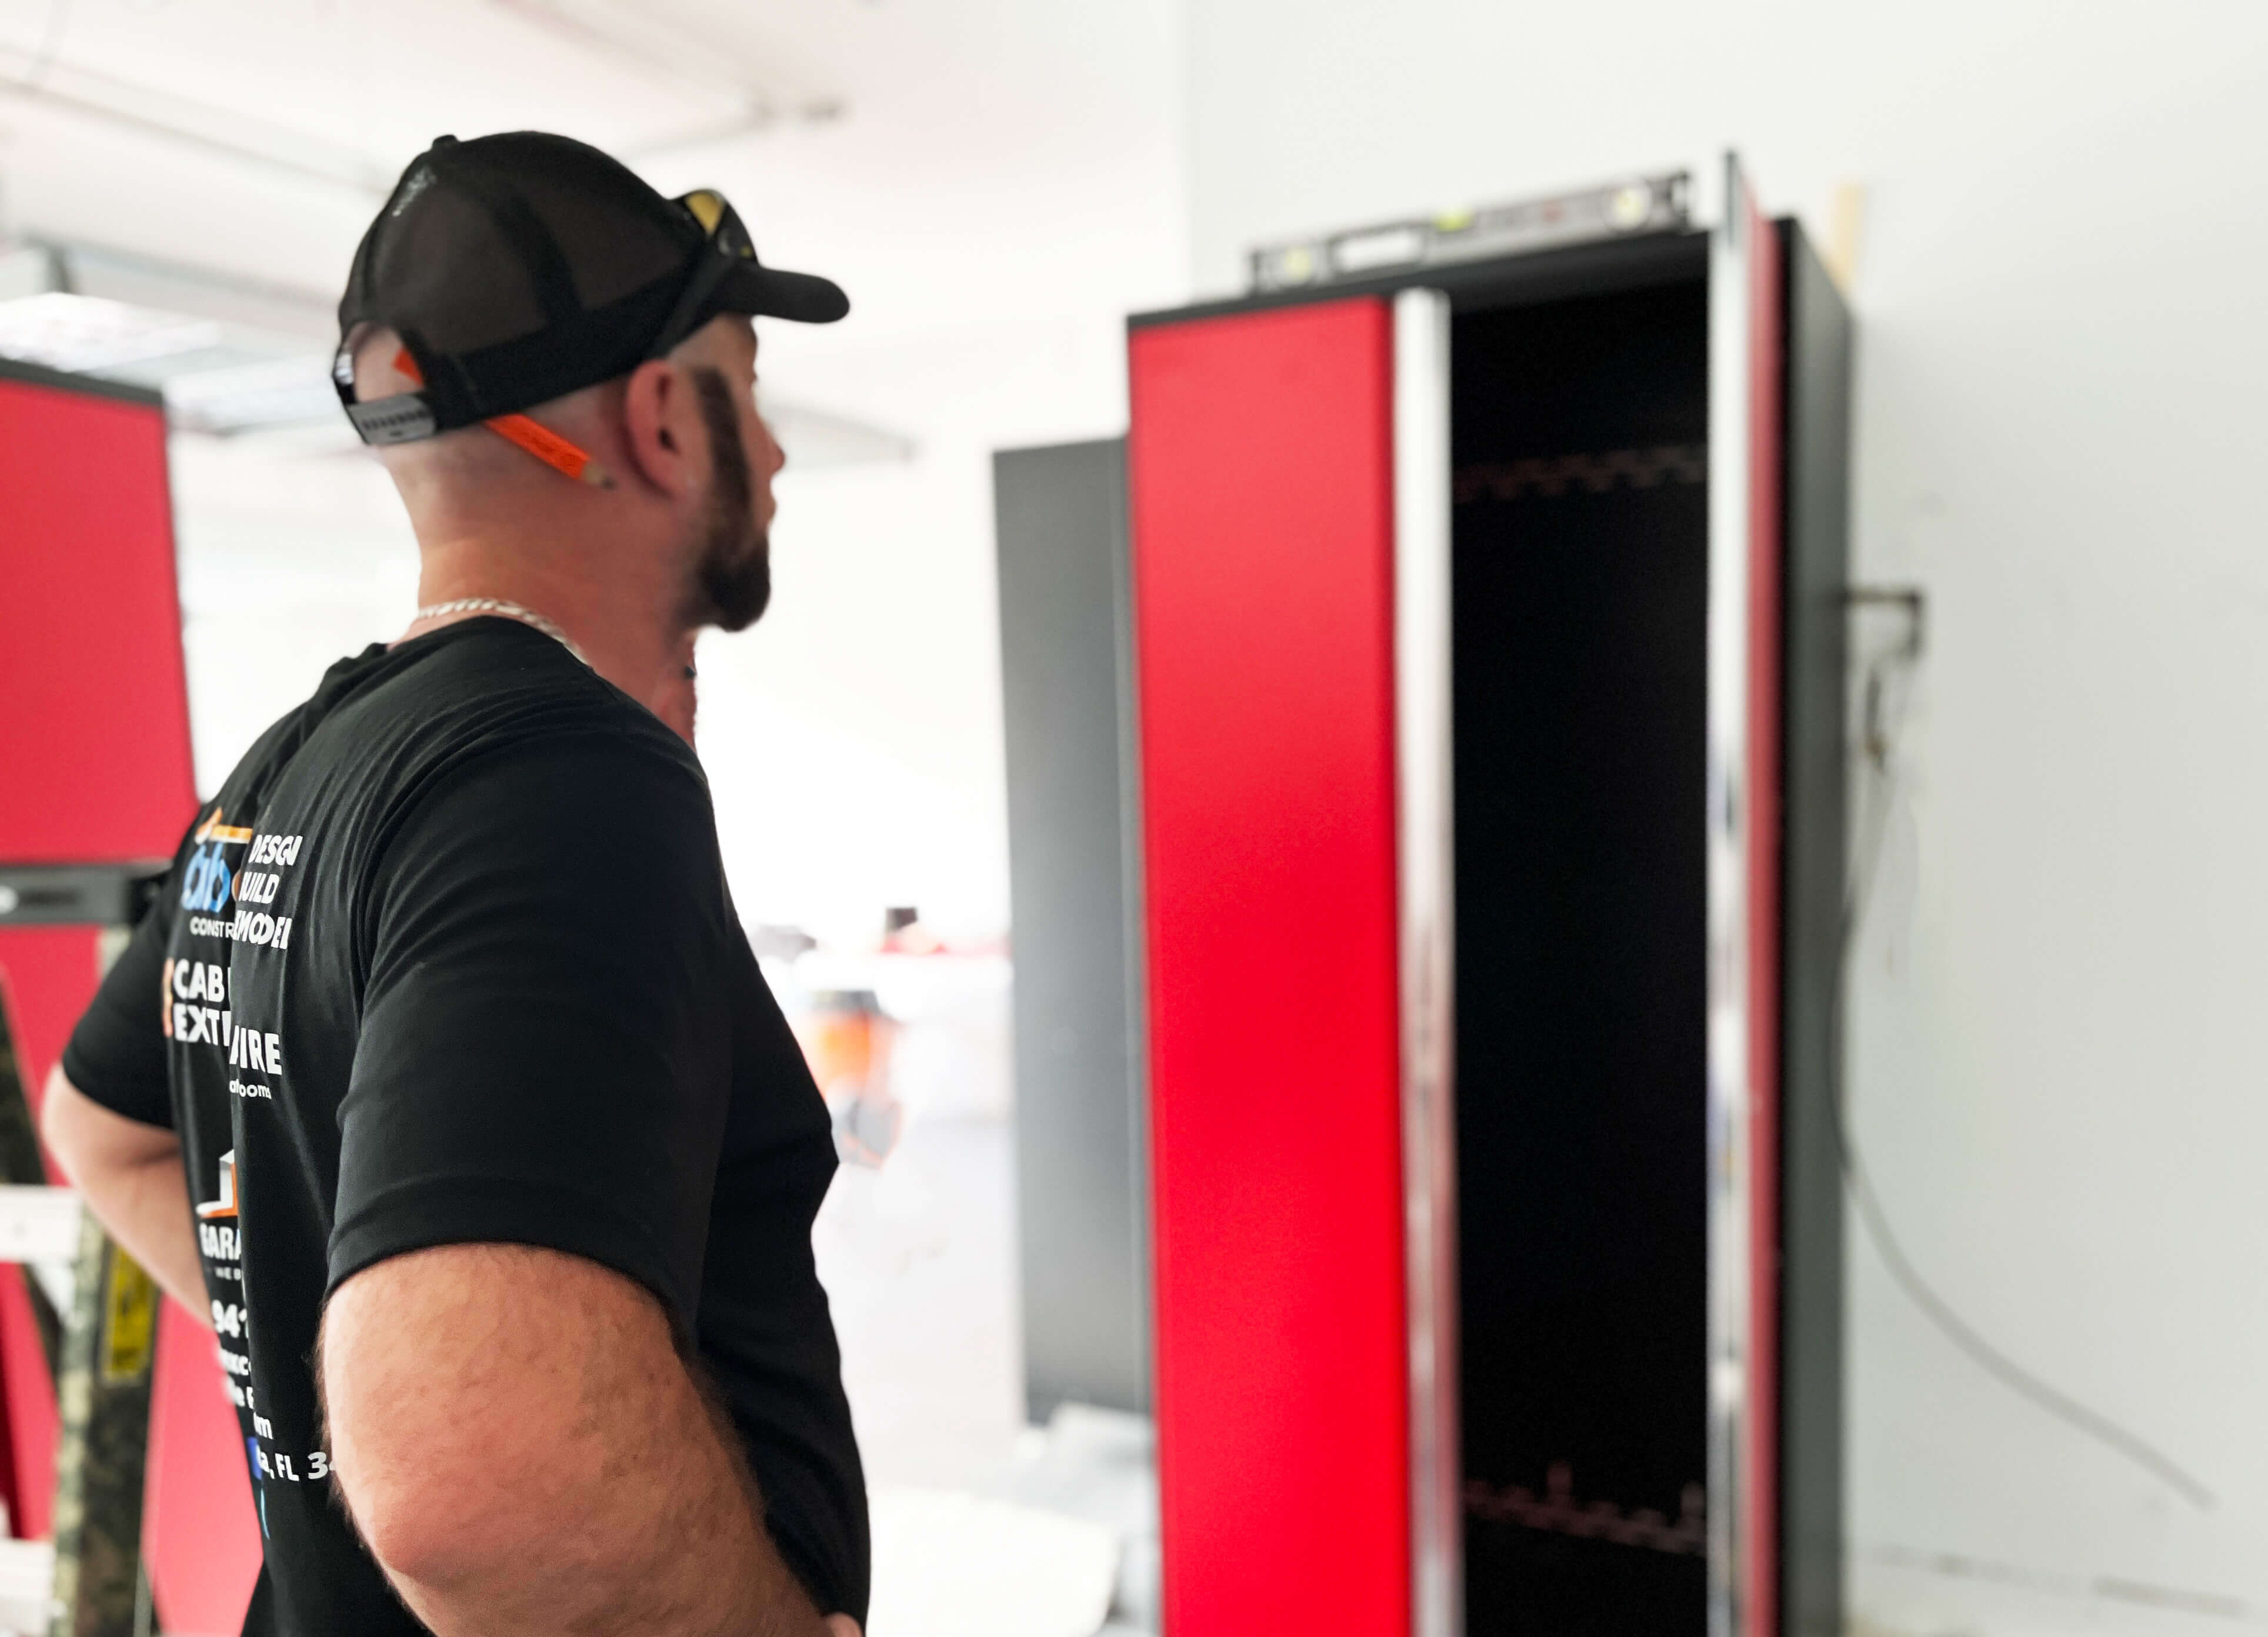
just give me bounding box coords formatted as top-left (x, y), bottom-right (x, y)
top-left (0, 372), bottom-right (196, 864)
top-left (1706, 154), bottom-right (1788, 1637)
top-left (0, 366), bottom-right (259, 1631)
top-left (1128, 299), bottom-right (1410, 1636)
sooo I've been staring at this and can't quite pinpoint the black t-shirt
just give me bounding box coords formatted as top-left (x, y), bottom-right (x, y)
top-left (62, 618), bottom-right (869, 1634)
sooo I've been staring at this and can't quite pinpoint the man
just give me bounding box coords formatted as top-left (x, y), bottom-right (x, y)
top-left (40, 132), bottom-right (868, 1636)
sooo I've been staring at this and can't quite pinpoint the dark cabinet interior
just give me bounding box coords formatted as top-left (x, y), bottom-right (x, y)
top-left (1453, 278), bottom-right (1713, 1636)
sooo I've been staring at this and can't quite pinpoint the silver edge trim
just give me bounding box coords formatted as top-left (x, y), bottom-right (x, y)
top-left (1705, 151), bottom-right (1756, 1637)
top-left (1249, 172), bottom-right (1692, 293)
top-left (1108, 442), bottom-right (1157, 1422)
top-left (1394, 286), bottom-right (1462, 1637)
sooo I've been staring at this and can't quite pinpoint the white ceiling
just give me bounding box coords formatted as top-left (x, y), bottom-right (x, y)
top-left (0, 0), bottom-right (1190, 397)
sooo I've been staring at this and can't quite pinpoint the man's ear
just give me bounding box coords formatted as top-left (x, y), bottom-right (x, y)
top-left (619, 359), bottom-right (696, 496)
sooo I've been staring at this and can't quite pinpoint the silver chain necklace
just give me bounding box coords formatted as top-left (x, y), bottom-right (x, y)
top-left (409, 597), bottom-right (590, 668)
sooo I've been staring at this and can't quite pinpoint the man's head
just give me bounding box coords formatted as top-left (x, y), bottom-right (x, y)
top-left (349, 309), bottom-right (781, 634)
top-left (336, 133), bottom-right (843, 641)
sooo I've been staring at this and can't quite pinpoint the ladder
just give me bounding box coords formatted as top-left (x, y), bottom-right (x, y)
top-left (0, 891), bottom-right (166, 1637)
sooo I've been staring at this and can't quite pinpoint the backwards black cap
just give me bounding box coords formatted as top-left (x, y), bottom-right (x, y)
top-left (336, 131), bottom-right (847, 445)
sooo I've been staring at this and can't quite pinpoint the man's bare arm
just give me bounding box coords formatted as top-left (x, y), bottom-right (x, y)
top-left (322, 1242), bottom-right (850, 1637)
top-left (40, 1067), bottom-right (209, 1319)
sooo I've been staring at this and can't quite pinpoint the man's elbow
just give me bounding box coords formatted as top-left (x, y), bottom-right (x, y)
top-left (41, 1065), bottom-right (170, 1187)
top-left (334, 1465), bottom-right (451, 1588)
top-left (326, 1352), bottom-right (559, 1587)
top-left (40, 1065), bottom-right (88, 1180)
top-left (336, 1455), bottom-right (520, 1591)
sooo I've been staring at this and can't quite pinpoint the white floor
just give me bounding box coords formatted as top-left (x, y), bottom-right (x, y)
top-left (814, 1108), bottom-right (1159, 1637)
top-left (816, 1114), bottom-right (1027, 1494)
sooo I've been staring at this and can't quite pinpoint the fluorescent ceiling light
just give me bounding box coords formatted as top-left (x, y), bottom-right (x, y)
top-left (55, 244), bottom-right (336, 343)
top-left (164, 356), bottom-right (343, 438)
top-left (0, 241), bottom-right (337, 430)
top-left (0, 291), bottom-right (221, 374)
top-left (0, 241), bottom-right (335, 340)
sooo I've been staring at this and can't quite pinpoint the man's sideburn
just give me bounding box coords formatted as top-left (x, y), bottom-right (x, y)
top-left (689, 368), bottom-right (769, 632)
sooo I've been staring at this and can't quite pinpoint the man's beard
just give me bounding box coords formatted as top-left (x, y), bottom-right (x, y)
top-left (684, 366), bottom-right (771, 632)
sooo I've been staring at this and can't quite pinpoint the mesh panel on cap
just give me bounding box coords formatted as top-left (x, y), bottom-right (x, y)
top-left (508, 157), bottom-right (690, 313)
top-left (368, 178), bottom-right (552, 355)
top-left (343, 132), bottom-right (695, 357)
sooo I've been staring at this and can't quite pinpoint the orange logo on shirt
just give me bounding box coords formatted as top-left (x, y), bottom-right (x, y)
top-left (194, 809), bottom-right (255, 846)
top-left (196, 1150), bottom-right (240, 1221)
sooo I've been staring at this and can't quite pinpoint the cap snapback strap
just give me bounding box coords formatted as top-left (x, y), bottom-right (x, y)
top-left (344, 391), bottom-right (441, 445)
top-left (333, 325), bottom-right (459, 445)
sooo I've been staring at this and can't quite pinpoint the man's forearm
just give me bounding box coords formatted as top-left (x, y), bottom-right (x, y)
top-left (41, 1069), bottom-right (208, 1318)
top-left (325, 1244), bottom-right (832, 1637)
top-left (75, 1154), bottom-right (208, 1318)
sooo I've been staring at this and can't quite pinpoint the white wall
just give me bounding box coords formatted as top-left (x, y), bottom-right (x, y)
top-left (1184, 2), bottom-right (2268, 1629)
top-left (702, 312), bottom-right (1155, 947)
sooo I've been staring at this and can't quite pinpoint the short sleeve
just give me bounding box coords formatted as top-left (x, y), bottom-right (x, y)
top-left (328, 727), bottom-right (737, 1329)
top-left (61, 866), bottom-right (184, 1131)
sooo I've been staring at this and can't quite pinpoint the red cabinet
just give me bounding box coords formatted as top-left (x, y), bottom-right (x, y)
top-left (0, 358), bottom-right (259, 1634)
top-left (1122, 161), bottom-right (1851, 1637)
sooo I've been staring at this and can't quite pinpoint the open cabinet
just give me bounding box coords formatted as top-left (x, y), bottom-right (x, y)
top-left (1114, 159), bottom-right (1854, 1637)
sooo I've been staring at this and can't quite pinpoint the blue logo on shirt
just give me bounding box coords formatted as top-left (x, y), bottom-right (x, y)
top-left (182, 843), bottom-right (234, 914)
top-left (247, 1437), bottom-right (269, 1536)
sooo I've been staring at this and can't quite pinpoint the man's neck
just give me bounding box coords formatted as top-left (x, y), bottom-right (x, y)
top-left (404, 533), bottom-right (697, 739)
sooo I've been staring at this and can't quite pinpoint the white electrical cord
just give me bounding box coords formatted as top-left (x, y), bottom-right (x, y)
top-left (1835, 590), bottom-right (2214, 1511)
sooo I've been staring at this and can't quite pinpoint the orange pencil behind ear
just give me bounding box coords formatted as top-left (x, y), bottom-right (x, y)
top-left (392, 349), bottom-right (614, 489)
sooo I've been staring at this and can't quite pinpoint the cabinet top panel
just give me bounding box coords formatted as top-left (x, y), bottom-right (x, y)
top-left (1131, 228), bottom-right (1709, 333)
